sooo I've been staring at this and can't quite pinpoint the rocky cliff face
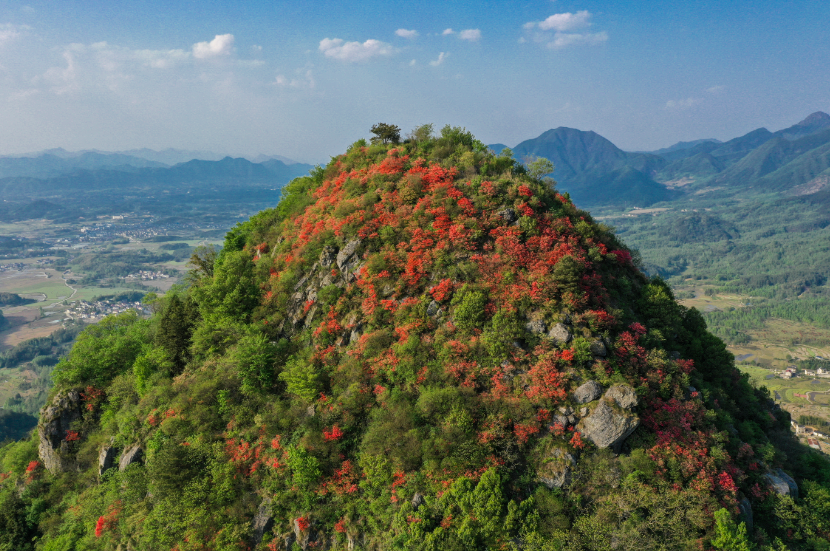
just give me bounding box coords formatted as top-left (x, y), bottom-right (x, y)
top-left (38, 389), bottom-right (84, 473)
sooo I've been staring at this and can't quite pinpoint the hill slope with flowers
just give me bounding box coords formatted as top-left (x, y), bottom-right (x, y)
top-left (1, 125), bottom-right (829, 551)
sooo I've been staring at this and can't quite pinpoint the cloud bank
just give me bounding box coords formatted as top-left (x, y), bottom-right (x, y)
top-left (524, 11), bottom-right (607, 49)
top-left (395, 29), bottom-right (418, 39)
top-left (192, 34), bottom-right (235, 59)
top-left (319, 38), bottom-right (395, 62)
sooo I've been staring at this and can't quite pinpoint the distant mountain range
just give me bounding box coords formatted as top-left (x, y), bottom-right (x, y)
top-left (491, 111), bottom-right (830, 207)
top-left (0, 148), bottom-right (309, 179)
top-left (0, 156), bottom-right (314, 198)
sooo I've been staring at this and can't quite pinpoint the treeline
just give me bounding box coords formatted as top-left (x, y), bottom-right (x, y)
top-left (702, 298), bottom-right (830, 345)
top-left (62, 249), bottom-right (186, 281)
top-left (618, 199), bottom-right (830, 300)
top-left (0, 292), bottom-right (36, 306)
top-left (799, 357), bottom-right (830, 371)
top-left (0, 324), bottom-right (83, 369)
top-left (798, 415), bottom-right (830, 428)
top-left (0, 410), bottom-right (37, 442)
top-left (90, 291), bottom-right (146, 303)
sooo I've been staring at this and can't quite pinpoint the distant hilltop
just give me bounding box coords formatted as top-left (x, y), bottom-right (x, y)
top-left (488, 111), bottom-right (830, 206)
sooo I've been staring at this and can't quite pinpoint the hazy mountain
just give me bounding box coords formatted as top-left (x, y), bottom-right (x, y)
top-left (114, 148), bottom-right (227, 164)
top-left (507, 127), bottom-right (674, 206)
top-left (773, 111), bottom-right (830, 140)
top-left (0, 157), bottom-right (314, 203)
top-left (0, 152), bottom-right (168, 179)
top-left (713, 128), bottom-right (830, 190)
top-left (647, 138), bottom-right (722, 156)
top-left (486, 143), bottom-right (510, 154)
top-left (247, 153), bottom-right (303, 165)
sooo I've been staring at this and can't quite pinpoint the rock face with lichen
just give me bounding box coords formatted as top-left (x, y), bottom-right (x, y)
top-left (578, 384), bottom-right (639, 451)
top-left (38, 389), bottom-right (84, 474)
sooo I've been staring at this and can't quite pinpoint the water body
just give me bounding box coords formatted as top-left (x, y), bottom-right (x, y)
top-left (736, 354), bottom-right (754, 362)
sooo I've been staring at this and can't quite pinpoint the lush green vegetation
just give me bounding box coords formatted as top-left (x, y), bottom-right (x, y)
top-left (612, 198), bottom-right (830, 347)
top-left (0, 291), bottom-right (37, 306)
top-left (0, 126), bottom-right (828, 550)
top-left (62, 248), bottom-right (186, 285)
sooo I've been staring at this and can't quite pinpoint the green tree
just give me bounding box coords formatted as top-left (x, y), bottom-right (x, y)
top-left (526, 157), bottom-right (555, 181)
top-left (370, 123), bottom-right (401, 144)
top-left (155, 293), bottom-right (199, 372)
top-left (712, 508), bottom-right (754, 551)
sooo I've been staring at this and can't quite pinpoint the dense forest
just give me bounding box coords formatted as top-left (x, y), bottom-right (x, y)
top-left (1, 125), bottom-right (828, 550)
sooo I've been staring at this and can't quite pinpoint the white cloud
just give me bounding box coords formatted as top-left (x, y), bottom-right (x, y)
top-left (0, 23), bottom-right (30, 46)
top-left (459, 29), bottom-right (481, 42)
top-left (549, 31), bottom-right (608, 48)
top-left (41, 50), bottom-right (79, 95)
top-left (192, 34), bottom-right (234, 59)
top-left (524, 11), bottom-right (608, 49)
top-left (70, 41), bottom-right (190, 71)
top-left (706, 85), bottom-right (725, 94)
top-left (665, 97), bottom-right (702, 110)
top-left (409, 59), bottom-right (417, 66)
top-left (319, 38), bottom-right (394, 62)
top-left (538, 11), bottom-right (592, 32)
top-left (430, 52), bottom-right (448, 66)
top-left (275, 69), bottom-right (315, 89)
top-left (442, 28), bottom-right (454, 35)
top-left (396, 29), bottom-right (419, 39)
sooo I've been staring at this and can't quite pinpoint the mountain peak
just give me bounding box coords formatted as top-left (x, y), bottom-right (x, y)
top-left (794, 111), bottom-right (830, 127)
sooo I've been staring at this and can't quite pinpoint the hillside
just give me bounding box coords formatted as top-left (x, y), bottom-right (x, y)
top-left (1, 126), bottom-right (828, 550)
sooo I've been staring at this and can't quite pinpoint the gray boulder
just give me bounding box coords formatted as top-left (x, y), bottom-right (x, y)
top-left (119, 445), bottom-right (144, 471)
top-left (38, 389), bottom-right (84, 474)
top-left (525, 319), bottom-right (546, 335)
top-left (573, 380), bottom-right (603, 404)
top-left (336, 239), bottom-right (362, 281)
top-left (426, 300), bottom-right (442, 318)
top-left (319, 245), bottom-right (338, 267)
top-left (251, 499), bottom-right (274, 546)
top-left (537, 448), bottom-right (577, 489)
top-left (98, 445), bottom-right (117, 477)
top-left (548, 323), bottom-right (572, 345)
top-left (551, 414), bottom-right (570, 428)
top-left (579, 399), bottom-right (639, 451)
top-left (765, 469), bottom-right (798, 499)
top-left (498, 208), bottom-right (517, 224)
top-left (411, 492), bottom-right (425, 511)
top-left (590, 339), bottom-right (607, 357)
top-left (605, 385), bottom-right (638, 409)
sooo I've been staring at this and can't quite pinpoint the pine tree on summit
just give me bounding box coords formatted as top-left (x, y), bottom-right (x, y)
top-left (370, 122), bottom-right (401, 144)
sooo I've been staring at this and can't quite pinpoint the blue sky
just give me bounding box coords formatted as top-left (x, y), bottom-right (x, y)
top-left (0, 0), bottom-right (827, 163)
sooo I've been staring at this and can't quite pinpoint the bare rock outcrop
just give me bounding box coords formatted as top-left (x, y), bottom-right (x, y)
top-left (38, 389), bottom-right (84, 474)
top-left (336, 239), bottom-right (363, 281)
top-left (589, 339), bottom-right (607, 357)
top-left (251, 499), bottom-right (275, 546)
top-left (548, 323), bottom-right (572, 345)
top-left (573, 380), bottom-right (603, 404)
top-left (765, 469), bottom-right (798, 499)
top-left (578, 384), bottom-right (639, 451)
top-left (539, 449), bottom-right (577, 489)
top-left (525, 319), bottom-right (546, 335)
top-left (119, 445), bottom-right (144, 471)
top-left (98, 445), bottom-right (117, 477)
top-left (605, 384), bottom-right (638, 409)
